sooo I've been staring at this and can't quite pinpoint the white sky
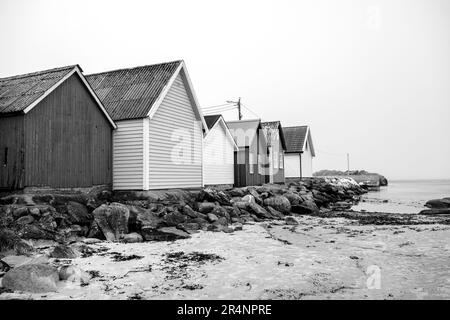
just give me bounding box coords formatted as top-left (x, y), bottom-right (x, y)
top-left (1, 0), bottom-right (449, 180)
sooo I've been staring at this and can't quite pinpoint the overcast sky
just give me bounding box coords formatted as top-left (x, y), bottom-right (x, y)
top-left (1, 0), bottom-right (449, 180)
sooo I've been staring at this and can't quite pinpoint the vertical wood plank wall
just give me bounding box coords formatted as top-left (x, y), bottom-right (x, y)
top-left (0, 115), bottom-right (24, 189)
top-left (23, 73), bottom-right (113, 188)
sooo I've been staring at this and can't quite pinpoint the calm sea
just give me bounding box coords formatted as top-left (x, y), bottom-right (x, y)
top-left (351, 179), bottom-right (450, 214)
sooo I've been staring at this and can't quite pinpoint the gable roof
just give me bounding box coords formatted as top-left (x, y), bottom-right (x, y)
top-left (226, 119), bottom-right (263, 148)
top-left (0, 65), bottom-right (116, 128)
top-left (204, 114), bottom-right (238, 150)
top-left (204, 114), bottom-right (221, 130)
top-left (284, 125), bottom-right (315, 156)
top-left (261, 121), bottom-right (287, 150)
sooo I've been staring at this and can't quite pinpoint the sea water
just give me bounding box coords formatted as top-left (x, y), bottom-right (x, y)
top-left (351, 179), bottom-right (450, 214)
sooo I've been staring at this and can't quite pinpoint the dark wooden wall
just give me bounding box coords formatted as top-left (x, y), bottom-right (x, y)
top-left (23, 73), bottom-right (113, 188)
top-left (0, 115), bottom-right (25, 189)
top-left (272, 139), bottom-right (285, 184)
top-left (233, 146), bottom-right (268, 188)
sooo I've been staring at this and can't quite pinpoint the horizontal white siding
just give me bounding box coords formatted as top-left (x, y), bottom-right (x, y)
top-left (148, 72), bottom-right (203, 189)
top-left (285, 153), bottom-right (300, 178)
top-left (301, 141), bottom-right (313, 177)
top-left (204, 121), bottom-right (235, 185)
top-left (113, 119), bottom-right (144, 190)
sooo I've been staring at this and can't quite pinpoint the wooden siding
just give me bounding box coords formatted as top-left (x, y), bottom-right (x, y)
top-left (285, 153), bottom-right (301, 178)
top-left (233, 144), bottom-right (268, 188)
top-left (301, 141), bottom-right (314, 177)
top-left (23, 73), bottom-right (113, 188)
top-left (0, 115), bottom-right (25, 189)
top-left (112, 119), bottom-right (144, 190)
top-left (204, 121), bottom-right (234, 185)
top-left (267, 130), bottom-right (285, 184)
top-left (147, 72), bottom-right (203, 189)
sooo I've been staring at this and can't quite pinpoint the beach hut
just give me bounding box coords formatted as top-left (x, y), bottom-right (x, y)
top-left (284, 126), bottom-right (316, 179)
top-left (86, 60), bottom-right (208, 190)
top-left (261, 121), bottom-right (287, 184)
top-left (0, 65), bottom-right (116, 190)
top-left (226, 119), bottom-right (269, 187)
top-left (203, 115), bottom-right (238, 187)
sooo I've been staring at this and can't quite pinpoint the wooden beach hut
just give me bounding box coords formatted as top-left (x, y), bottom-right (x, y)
top-left (0, 65), bottom-right (116, 190)
top-left (203, 115), bottom-right (238, 187)
top-left (86, 60), bottom-right (208, 190)
top-left (284, 125), bottom-right (315, 179)
top-left (261, 121), bottom-right (287, 184)
top-left (226, 119), bottom-right (269, 187)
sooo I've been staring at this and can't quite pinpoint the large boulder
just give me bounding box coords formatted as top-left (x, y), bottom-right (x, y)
top-left (0, 229), bottom-right (34, 256)
top-left (291, 200), bottom-right (319, 215)
top-left (140, 226), bottom-right (190, 241)
top-left (66, 201), bottom-right (93, 226)
top-left (127, 205), bottom-right (164, 232)
top-left (263, 196), bottom-right (291, 214)
top-left (1, 255), bottom-right (49, 268)
top-left (198, 202), bottom-right (216, 214)
top-left (283, 192), bottom-right (303, 206)
top-left (425, 198), bottom-right (450, 209)
top-left (58, 265), bottom-right (90, 285)
top-left (248, 188), bottom-right (263, 205)
top-left (121, 232), bottom-right (143, 243)
top-left (93, 203), bottom-right (130, 241)
top-left (50, 244), bottom-right (80, 259)
top-left (197, 188), bottom-right (231, 206)
top-left (2, 264), bottom-right (59, 293)
top-left (248, 203), bottom-right (271, 219)
top-left (266, 206), bottom-right (284, 219)
top-left (419, 208), bottom-right (450, 215)
top-left (285, 216), bottom-right (299, 225)
top-left (163, 211), bottom-right (187, 227)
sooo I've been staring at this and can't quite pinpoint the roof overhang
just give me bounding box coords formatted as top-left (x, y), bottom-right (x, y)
top-left (146, 61), bottom-right (209, 134)
top-left (22, 66), bottom-right (117, 129)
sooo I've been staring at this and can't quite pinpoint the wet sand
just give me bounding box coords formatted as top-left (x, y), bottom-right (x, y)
top-left (1, 213), bottom-right (450, 300)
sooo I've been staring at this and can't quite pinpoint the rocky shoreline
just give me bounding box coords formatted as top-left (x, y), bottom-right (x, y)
top-left (1, 177), bottom-right (449, 297)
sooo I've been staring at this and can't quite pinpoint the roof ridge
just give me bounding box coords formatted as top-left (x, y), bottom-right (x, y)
top-left (0, 65), bottom-right (78, 82)
top-left (86, 60), bottom-right (183, 77)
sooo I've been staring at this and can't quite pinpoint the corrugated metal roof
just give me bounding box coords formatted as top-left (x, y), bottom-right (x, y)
top-left (284, 125), bottom-right (309, 153)
top-left (204, 114), bottom-right (221, 130)
top-left (226, 119), bottom-right (261, 147)
top-left (0, 65), bottom-right (76, 114)
top-left (261, 121), bottom-right (287, 150)
top-left (86, 61), bottom-right (182, 121)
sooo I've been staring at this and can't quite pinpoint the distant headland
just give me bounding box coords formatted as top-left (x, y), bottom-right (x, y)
top-left (314, 169), bottom-right (388, 187)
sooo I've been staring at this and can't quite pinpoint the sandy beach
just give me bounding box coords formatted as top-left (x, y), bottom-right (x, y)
top-left (2, 213), bottom-right (449, 300)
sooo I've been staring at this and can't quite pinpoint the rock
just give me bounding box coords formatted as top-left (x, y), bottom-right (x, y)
top-left (248, 203), bottom-right (271, 219)
top-left (419, 208), bottom-right (450, 215)
top-left (1, 255), bottom-right (49, 268)
top-left (285, 216), bottom-right (299, 225)
top-left (228, 188), bottom-right (246, 197)
top-left (18, 224), bottom-right (57, 240)
top-left (121, 233), bottom-right (143, 243)
top-left (0, 259), bottom-right (10, 273)
top-left (58, 265), bottom-right (90, 285)
top-left (15, 215), bottom-right (35, 225)
top-left (291, 200), bottom-right (320, 215)
top-left (283, 192), bottom-right (302, 205)
top-left (227, 206), bottom-right (241, 218)
top-left (211, 206), bottom-right (230, 221)
top-left (128, 205), bottom-right (164, 232)
top-left (331, 201), bottom-right (353, 209)
top-left (0, 229), bottom-right (34, 256)
top-left (213, 217), bottom-right (228, 226)
top-left (233, 223), bottom-right (243, 231)
top-left (248, 188), bottom-right (263, 205)
top-left (50, 244), bottom-right (79, 259)
top-left (92, 203), bottom-right (130, 241)
top-left (28, 207), bottom-right (41, 219)
top-left (86, 221), bottom-right (105, 240)
top-left (82, 238), bottom-right (103, 244)
top-left (206, 213), bottom-right (219, 222)
top-left (182, 205), bottom-right (199, 218)
top-left (263, 196), bottom-right (291, 213)
top-left (141, 226), bottom-right (190, 241)
top-left (233, 201), bottom-right (250, 210)
top-left (242, 195), bottom-right (255, 204)
top-left (425, 198), bottom-right (450, 209)
top-left (163, 211), bottom-right (187, 227)
top-left (12, 207), bottom-right (29, 219)
top-left (178, 222), bottom-right (201, 231)
top-left (190, 218), bottom-right (209, 228)
top-left (266, 206), bottom-right (284, 219)
top-left (2, 264), bottom-right (59, 293)
top-left (197, 188), bottom-right (231, 205)
top-left (222, 226), bottom-right (234, 233)
top-left (198, 202), bottom-right (216, 214)
top-left (66, 201), bottom-right (92, 226)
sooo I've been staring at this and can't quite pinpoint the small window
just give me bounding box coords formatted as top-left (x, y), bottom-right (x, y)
top-left (3, 147), bottom-right (8, 166)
